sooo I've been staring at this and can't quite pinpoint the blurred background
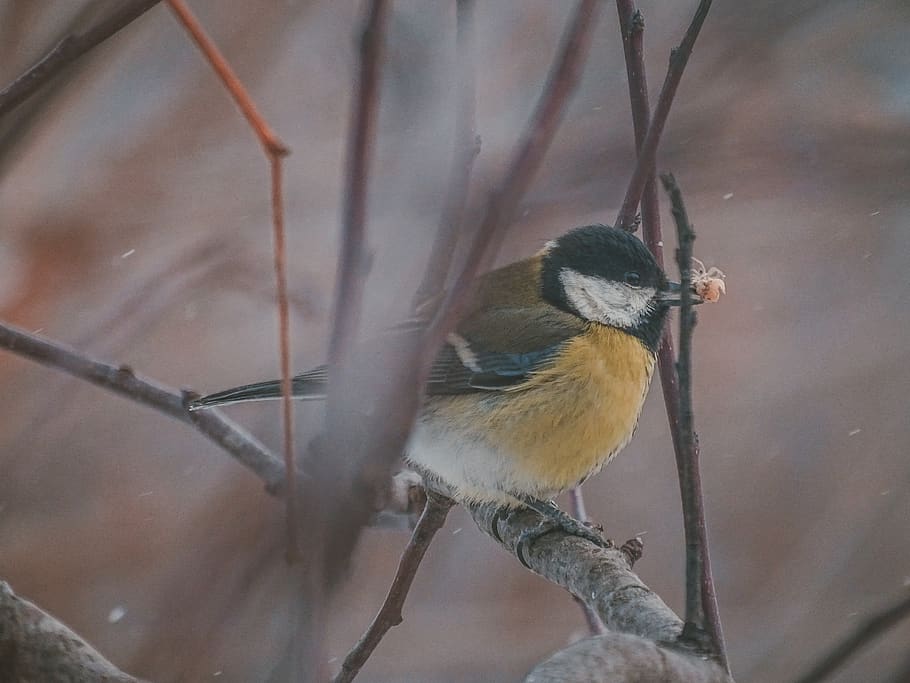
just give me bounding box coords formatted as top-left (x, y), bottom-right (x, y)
top-left (1, 1), bottom-right (908, 681)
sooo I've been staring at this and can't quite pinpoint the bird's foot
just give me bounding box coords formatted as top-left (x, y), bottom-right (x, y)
top-left (514, 499), bottom-right (612, 569)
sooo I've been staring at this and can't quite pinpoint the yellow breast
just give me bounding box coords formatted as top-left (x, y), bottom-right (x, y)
top-left (483, 325), bottom-right (655, 493)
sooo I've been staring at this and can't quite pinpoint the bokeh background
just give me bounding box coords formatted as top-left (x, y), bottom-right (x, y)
top-left (2, 1), bottom-right (909, 681)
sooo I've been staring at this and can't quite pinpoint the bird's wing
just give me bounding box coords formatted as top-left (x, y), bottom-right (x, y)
top-left (426, 304), bottom-right (586, 394)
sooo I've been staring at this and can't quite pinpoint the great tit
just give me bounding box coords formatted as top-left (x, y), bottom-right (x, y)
top-left (191, 224), bottom-right (698, 535)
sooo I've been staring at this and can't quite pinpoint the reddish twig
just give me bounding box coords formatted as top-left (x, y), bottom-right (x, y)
top-left (0, 321), bottom-right (286, 490)
top-left (0, 1), bottom-right (163, 119)
top-left (413, 0), bottom-right (480, 310)
top-left (165, 0), bottom-right (299, 559)
top-left (792, 591), bottom-right (910, 683)
top-left (660, 172), bottom-right (727, 668)
top-left (327, 0), bottom-right (390, 368)
top-left (425, 0), bottom-right (601, 357)
top-left (614, 0), bottom-right (713, 231)
top-left (333, 493), bottom-right (455, 683)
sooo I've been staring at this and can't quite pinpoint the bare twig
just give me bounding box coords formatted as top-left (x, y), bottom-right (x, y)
top-left (567, 487), bottom-right (607, 635)
top-left (165, 0), bottom-right (299, 559)
top-left (413, 0), bottom-right (480, 310)
top-left (614, 0), bottom-right (713, 231)
top-left (0, 582), bottom-right (144, 683)
top-left (660, 172), bottom-right (727, 667)
top-left (0, 320), bottom-right (286, 491)
top-left (792, 591), bottom-right (910, 683)
top-left (0, 1), bottom-right (163, 119)
top-left (425, 0), bottom-right (600, 356)
top-left (333, 493), bottom-right (455, 683)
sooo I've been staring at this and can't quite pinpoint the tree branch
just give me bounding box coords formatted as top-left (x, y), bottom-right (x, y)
top-left (165, 0), bottom-right (298, 558)
top-left (660, 173), bottom-right (727, 667)
top-left (614, 0), bottom-right (713, 231)
top-left (0, 581), bottom-right (144, 682)
top-left (333, 492), bottom-right (455, 683)
top-left (792, 591), bottom-right (910, 683)
top-left (0, 1), bottom-right (164, 119)
top-left (0, 320), bottom-right (286, 491)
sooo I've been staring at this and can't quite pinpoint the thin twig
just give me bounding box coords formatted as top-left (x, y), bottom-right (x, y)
top-left (566, 488), bottom-right (606, 635)
top-left (792, 591), bottom-right (910, 683)
top-left (413, 0), bottom-right (480, 310)
top-left (0, 321), bottom-right (286, 490)
top-left (425, 0), bottom-right (600, 357)
top-left (660, 172), bottom-right (727, 668)
top-left (0, 1), bottom-right (163, 119)
top-left (165, 0), bottom-right (298, 559)
top-left (615, 0), bottom-right (713, 231)
top-left (333, 493), bottom-right (455, 683)
top-left (327, 0), bottom-right (389, 369)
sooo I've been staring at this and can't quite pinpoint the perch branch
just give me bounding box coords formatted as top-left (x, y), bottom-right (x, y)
top-left (333, 492), bottom-right (455, 683)
top-left (0, 0), bottom-right (163, 118)
top-left (792, 590), bottom-right (910, 683)
top-left (660, 173), bottom-right (727, 667)
top-left (614, 0), bottom-right (713, 231)
top-left (0, 581), bottom-right (144, 682)
top-left (165, 0), bottom-right (299, 558)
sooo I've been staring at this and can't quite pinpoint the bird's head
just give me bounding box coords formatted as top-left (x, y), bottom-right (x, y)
top-left (541, 224), bottom-right (696, 350)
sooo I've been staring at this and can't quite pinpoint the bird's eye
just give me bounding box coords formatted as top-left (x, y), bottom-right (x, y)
top-left (624, 271), bottom-right (641, 287)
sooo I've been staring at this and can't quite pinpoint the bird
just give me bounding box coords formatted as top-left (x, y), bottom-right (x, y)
top-left (190, 224), bottom-right (700, 550)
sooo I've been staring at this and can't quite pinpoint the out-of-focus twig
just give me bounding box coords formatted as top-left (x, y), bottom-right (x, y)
top-left (333, 492), bottom-right (455, 683)
top-left (0, 320), bottom-right (286, 489)
top-left (0, 0), bottom-right (163, 119)
top-left (0, 582), bottom-right (144, 683)
top-left (165, 0), bottom-right (299, 559)
top-left (792, 591), bottom-right (910, 683)
top-left (413, 0), bottom-right (480, 310)
top-left (327, 0), bottom-right (389, 369)
top-left (566, 487), bottom-right (606, 635)
top-left (614, 0), bottom-right (713, 231)
top-left (660, 172), bottom-right (727, 668)
top-left (425, 0), bottom-right (601, 356)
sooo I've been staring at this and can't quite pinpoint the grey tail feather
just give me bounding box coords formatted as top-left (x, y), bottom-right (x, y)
top-left (189, 377), bottom-right (327, 410)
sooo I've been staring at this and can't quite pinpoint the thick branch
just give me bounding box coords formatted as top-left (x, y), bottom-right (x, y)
top-left (0, 1), bottom-right (163, 119)
top-left (470, 504), bottom-right (682, 642)
top-left (526, 632), bottom-right (730, 683)
top-left (0, 582), bottom-right (143, 683)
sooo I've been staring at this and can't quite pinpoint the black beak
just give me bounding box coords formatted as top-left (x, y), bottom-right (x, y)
top-left (653, 281), bottom-right (704, 307)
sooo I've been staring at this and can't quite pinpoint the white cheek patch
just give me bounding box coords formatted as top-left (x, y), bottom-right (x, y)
top-left (559, 268), bottom-right (656, 328)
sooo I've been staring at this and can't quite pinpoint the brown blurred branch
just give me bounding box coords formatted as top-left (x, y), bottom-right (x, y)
top-left (614, 0), bottom-right (713, 231)
top-left (426, 0), bottom-right (600, 353)
top-left (0, 320), bottom-right (286, 491)
top-left (661, 173), bottom-right (727, 667)
top-left (0, 581), bottom-right (144, 683)
top-left (327, 0), bottom-right (389, 369)
top-left (165, 0), bottom-right (299, 559)
top-left (0, 0), bottom-right (163, 119)
top-left (414, 0), bottom-right (480, 309)
top-left (334, 492), bottom-right (454, 683)
top-left (792, 591), bottom-right (910, 683)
